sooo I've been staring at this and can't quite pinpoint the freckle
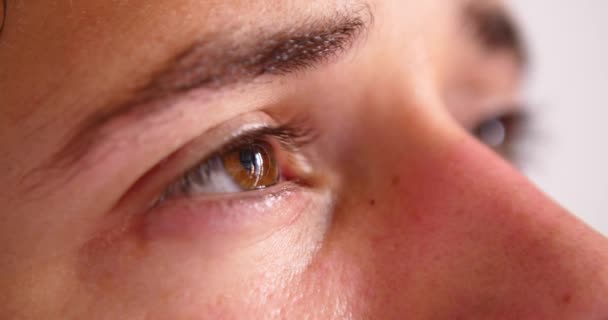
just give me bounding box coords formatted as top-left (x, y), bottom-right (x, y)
top-left (392, 175), bottom-right (400, 186)
top-left (562, 293), bottom-right (572, 304)
top-left (370, 199), bottom-right (376, 206)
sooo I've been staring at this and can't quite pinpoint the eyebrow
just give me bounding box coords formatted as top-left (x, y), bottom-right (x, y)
top-left (53, 6), bottom-right (372, 167)
top-left (464, 2), bottom-right (527, 65)
top-left (135, 11), bottom-right (370, 104)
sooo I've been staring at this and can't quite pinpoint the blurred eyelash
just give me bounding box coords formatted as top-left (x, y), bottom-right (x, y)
top-left (222, 117), bottom-right (318, 154)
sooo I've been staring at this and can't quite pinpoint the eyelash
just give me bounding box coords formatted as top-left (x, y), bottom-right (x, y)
top-left (156, 120), bottom-right (317, 204)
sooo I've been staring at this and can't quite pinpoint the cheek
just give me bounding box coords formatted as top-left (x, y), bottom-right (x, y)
top-left (390, 136), bottom-right (551, 236)
top-left (336, 135), bottom-right (583, 316)
top-left (378, 137), bottom-right (541, 269)
top-left (73, 191), bottom-right (336, 318)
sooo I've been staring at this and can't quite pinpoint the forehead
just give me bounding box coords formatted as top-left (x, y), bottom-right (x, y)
top-left (0, 0), bottom-right (524, 190)
top-left (0, 1), bottom-right (441, 104)
top-left (0, 0), bottom-right (520, 131)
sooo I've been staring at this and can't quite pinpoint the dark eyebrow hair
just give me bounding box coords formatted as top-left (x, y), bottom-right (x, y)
top-left (139, 11), bottom-right (369, 103)
top-left (464, 2), bottom-right (527, 65)
top-left (51, 6), bottom-right (372, 168)
top-left (0, 0), bottom-right (6, 37)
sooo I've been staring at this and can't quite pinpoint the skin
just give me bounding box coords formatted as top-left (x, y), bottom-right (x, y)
top-left (1, 0), bottom-right (607, 319)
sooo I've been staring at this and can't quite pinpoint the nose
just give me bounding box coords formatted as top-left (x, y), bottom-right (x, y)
top-left (336, 97), bottom-right (608, 318)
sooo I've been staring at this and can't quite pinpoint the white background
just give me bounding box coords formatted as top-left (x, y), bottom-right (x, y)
top-left (510, 1), bottom-right (608, 234)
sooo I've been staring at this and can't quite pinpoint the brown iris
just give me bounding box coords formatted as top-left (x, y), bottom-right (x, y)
top-left (221, 140), bottom-right (280, 190)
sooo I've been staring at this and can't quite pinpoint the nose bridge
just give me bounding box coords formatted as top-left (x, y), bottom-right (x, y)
top-left (370, 99), bottom-right (602, 250)
top-left (340, 90), bottom-right (608, 316)
top-left (351, 72), bottom-right (599, 248)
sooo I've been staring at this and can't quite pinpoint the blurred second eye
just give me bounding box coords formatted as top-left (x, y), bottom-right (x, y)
top-left (472, 110), bottom-right (530, 162)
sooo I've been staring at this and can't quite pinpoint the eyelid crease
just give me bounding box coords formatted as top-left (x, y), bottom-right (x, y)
top-left (220, 118), bottom-right (318, 154)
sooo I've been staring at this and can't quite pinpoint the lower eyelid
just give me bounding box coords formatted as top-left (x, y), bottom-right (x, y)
top-left (143, 183), bottom-right (315, 245)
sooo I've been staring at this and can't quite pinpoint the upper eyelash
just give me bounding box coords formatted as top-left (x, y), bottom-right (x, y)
top-left (221, 117), bottom-right (318, 153)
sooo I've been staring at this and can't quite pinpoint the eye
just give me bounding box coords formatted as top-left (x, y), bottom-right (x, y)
top-left (164, 138), bottom-right (282, 199)
top-left (473, 110), bottom-right (529, 161)
top-left (157, 122), bottom-right (314, 203)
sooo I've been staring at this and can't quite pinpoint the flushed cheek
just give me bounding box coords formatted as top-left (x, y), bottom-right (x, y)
top-left (359, 136), bottom-right (593, 316)
top-left (387, 136), bottom-right (560, 239)
top-left (143, 187), bottom-right (311, 248)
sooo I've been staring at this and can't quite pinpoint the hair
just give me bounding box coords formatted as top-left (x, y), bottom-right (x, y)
top-left (0, 0), bottom-right (6, 36)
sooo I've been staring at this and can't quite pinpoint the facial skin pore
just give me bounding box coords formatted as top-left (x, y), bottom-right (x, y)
top-left (0, 0), bottom-right (607, 319)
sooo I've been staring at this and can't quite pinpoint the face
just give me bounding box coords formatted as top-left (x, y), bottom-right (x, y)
top-left (1, 0), bottom-right (607, 319)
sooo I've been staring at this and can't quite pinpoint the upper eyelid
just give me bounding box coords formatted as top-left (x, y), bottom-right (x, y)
top-left (101, 112), bottom-right (278, 211)
top-left (220, 122), bottom-right (316, 154)
top-left (169, 113), bottom-right (278, 162)
top-left (169, 114), bottom-right (316, 184)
